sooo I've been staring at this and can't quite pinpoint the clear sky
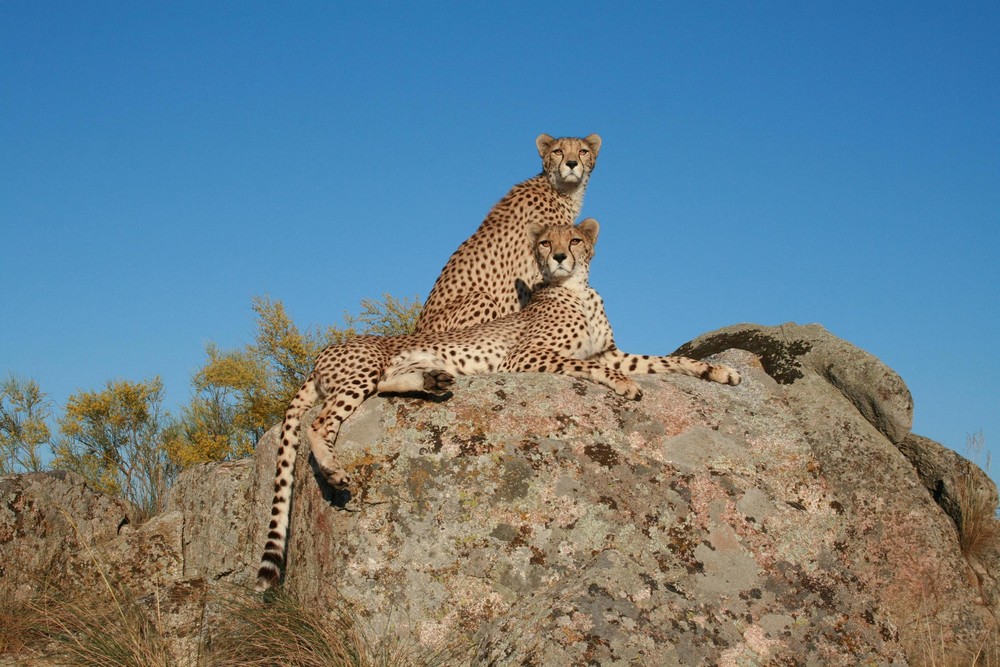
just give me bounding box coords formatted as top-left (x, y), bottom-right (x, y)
top-left (2, 3), bottom-right (998, 482)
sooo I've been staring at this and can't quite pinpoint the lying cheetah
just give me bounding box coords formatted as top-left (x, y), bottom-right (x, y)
top-left (256, 220), bottom-right (740, 591)
top-left (414, 133), bottom-right (601, 333)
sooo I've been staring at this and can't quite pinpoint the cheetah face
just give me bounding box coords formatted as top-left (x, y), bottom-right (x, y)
top-left (529, 219), bottom-right (600, 285)
top-left (536, 134), bottom-right (601, 191)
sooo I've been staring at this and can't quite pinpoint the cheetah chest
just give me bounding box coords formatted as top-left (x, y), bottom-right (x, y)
top-left (577, 289), bottom-right (614, 359)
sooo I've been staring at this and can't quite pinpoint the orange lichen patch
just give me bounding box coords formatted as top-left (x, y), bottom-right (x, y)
top-left (719, 623), bottom-right (787, 666)
top-left (687, 474), bottom-right (732, 531)
top-left (626, 430), bottom-right (651, 451)
top-left (450, 399), bottom-right (562, 439)
top-left (419, 576), bottom-right (509, 643)
top-left (627, 384), bottom-right (696, 438)
top-left (742, 432), bottom-right (812, 476)
top-left (404, 465), bottom-right (436, 504)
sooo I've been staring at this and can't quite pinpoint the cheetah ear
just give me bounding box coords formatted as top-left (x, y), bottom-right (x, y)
top-left (536, 133), bottom-right (555, 157)
top-left (577, 218), bottom-right (599, 246)
top-left (584, 134), bottom-right (601, 157)
top-left (527, 221), bottom-right (546, 243)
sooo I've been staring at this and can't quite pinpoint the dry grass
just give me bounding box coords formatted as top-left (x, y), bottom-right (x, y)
top-left (914, 431), bottom-right (1000, 667)
top-left (0, 585), bottom-right (50, 657)
top-left (957, 432), bottom-right (1000, 565)
top-left (206, 588), bottom-right (371, 667)
top-left (914, 605), bottom-right (1000, 667)
top-left (1, 579), bottom-right (472, 667)
top-left (958, 478), bottom-right (1000, 564)
top-left (38, 587), bottom-right (174, 667)
top-left (905, 432), bottom-right (1000, 667)
top-left (0, 578), bottom-right (174, 666)
top-left (977, 627), bottom-right (1000, 666)
top-left (206, 587), bottom-right (471, 667)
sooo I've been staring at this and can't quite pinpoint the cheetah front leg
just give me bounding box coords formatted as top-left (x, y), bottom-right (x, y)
top-left (502, 349), bottom-right (643, 399)
top-left (303, 383), bottom-right (378, 490)
top-left (596, 349), bottom-right (741, 386)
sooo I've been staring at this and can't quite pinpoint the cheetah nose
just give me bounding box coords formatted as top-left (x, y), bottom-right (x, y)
top-left (553, 253), bottom-right (567, 263)
top-left (565, 160), bottom-right (578, 169)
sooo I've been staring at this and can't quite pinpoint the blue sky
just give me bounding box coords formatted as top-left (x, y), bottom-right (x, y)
top-left (2, 3), bottom-right (998, 481)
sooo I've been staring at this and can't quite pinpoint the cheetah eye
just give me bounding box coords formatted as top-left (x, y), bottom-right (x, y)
top-left (539, 240), bottom-right (551, 248)
top-left (579, 149), bottom-right (589, 155)
top-left (552, 149), bottom-right (563, 156)
top-left (570, 238), bottom-right (582, 246)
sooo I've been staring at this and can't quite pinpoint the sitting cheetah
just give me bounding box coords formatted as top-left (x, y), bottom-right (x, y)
top-left (414, 133), bottom-right (601, 333)
top-left (256, 220), bottom-right (740, 591)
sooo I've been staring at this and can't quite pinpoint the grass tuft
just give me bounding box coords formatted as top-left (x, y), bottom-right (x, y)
top-left (0, 580), bottom-right (175, 666)
top-left (957, 432), bottom-right (1000, 565)
top-left (3, 570), bottom-right (473, 667)
top-left (0, 585), bottom-right (50, 657)
top-left (39, 586), bottom-right (174, 667)
top-left (207, 588), bottom-right (365, 667)
top-left (206, 587), bottom-right (471, 667)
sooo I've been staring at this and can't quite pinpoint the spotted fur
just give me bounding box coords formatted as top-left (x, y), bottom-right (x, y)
top-left (414, 133), bottom-right (601, 333)
top-left (256, 220), bottom-right (741, 591)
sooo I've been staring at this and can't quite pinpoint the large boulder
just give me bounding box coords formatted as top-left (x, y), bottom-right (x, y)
top-left (261, 340), bottom-right (990, 665)
top-left (0, 470), bottom-right (130, 599)
top-left (2, 323), bottom-right (996, 665)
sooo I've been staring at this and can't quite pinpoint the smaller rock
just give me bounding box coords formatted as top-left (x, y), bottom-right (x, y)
top-left (0, 471), bottom-right (131, 599)
top-left (897, 433), bottom-right (999, 531)
top-left (675, 322), bottom-right (914, 444)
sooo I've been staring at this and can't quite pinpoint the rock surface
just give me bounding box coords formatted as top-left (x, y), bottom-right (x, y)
top-left (0, 470), bottom-right (130, 599)
top-left (2, 323), bottom-right (997, 665)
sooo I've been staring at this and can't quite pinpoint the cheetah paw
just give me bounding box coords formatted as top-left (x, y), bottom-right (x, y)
top-left (423, 369), bottom-right (455, 395)
top-left (320, 466), bottom-right (351, 490)
top-left (617, 379), bottom-right (643, 400)
top-left (709, 365), bottom-right (741, 386)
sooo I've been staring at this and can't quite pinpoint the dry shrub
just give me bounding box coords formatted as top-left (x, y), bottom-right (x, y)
top-left (207, 588), bottom-right (366, 667)
top-left (0, 585), bottom-right (50, 657)
top-left (958, 477), bottom-right (1000, 564)
top-left (0, 576), bottom-right (174, 666)
top-left (36, 585), bottom-right (174, 667)
top-left (206, 587), bottom-right (471, 667)
top-left (957, 432), bottom-right (1000, 565)
top-left (2, 580), bottom-right (471, 667)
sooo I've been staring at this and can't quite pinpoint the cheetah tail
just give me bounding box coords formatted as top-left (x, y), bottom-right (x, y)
top-left (255, 375), bottom-right (319, 592)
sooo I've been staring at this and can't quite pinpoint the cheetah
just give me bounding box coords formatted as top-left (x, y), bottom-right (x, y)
top-left (414, 133), bottom-right (601, 333)
top-left (256, 220), bottom-right (740, 591)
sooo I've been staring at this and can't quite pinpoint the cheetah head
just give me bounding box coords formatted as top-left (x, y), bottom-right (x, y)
top-left (528, 218), bottom-right (599, 286)
top-left (536, 133), bottom-right (601, 193)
